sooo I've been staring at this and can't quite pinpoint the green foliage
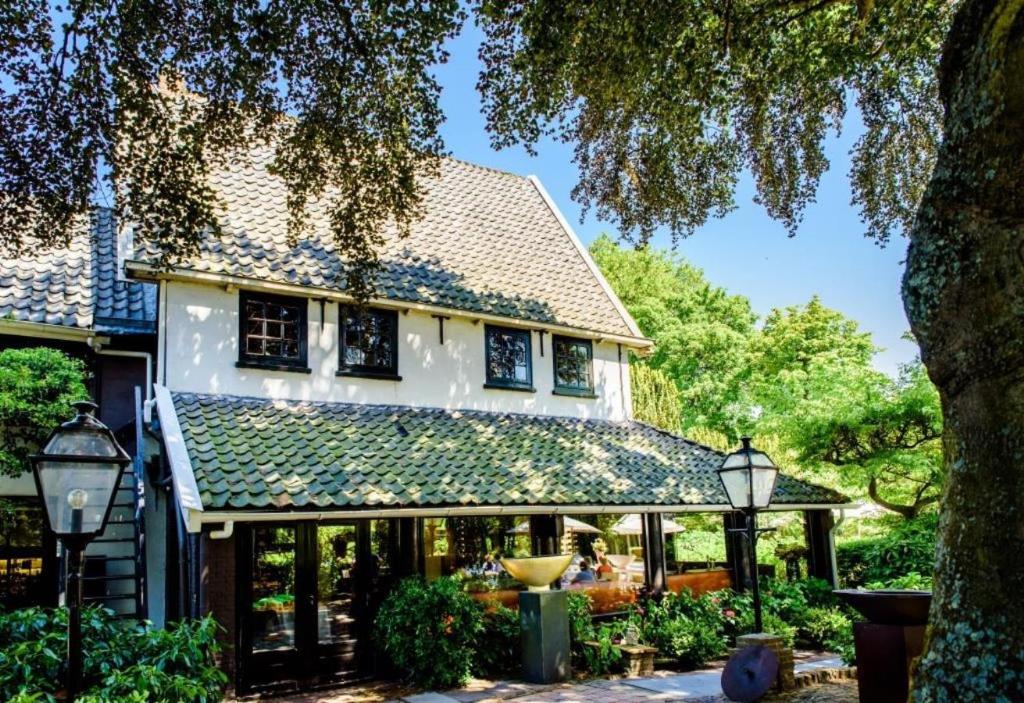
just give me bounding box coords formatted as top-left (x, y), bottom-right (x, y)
top-left (477, 1), bottom-right (950, 245)
top-left (1, 2), bottom-right (465, 301)
top-left (0, 606), bottom-right (226, 702)
top-left (629, 364), bottom-right (683, 432)
top-left (473, 605), bottom-right (520, 679)
top-left (0, 348), bottom-right (89, 478)
top-left (638, 592), bottom-right (727, 669)
top-left (865, 572), bottom-right (934, 591)
top-left (837, 514), bottom-right (938, 586)
top-left (802, 607), bottom-right (855, 663)
top-left (589, 235), bottom-right (755, 434)
top-left (374, 577), bottom-right (483, 689)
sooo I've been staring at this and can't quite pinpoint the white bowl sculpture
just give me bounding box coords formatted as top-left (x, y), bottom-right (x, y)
top-left (501, 555), bottom-right (573, 591)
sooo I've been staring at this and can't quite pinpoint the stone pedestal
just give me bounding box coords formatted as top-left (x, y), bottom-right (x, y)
top-left (737, 633), bottom-right (795, 690)
top-left (519, 590), bottom-right (571, 684)
top-left (852, 622), bottom-right (925, 703)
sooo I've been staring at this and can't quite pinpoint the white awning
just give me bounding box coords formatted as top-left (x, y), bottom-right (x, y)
top-left (611, 514), bottom-right (686, 535)
top-left (508, 516), bottom-right (601, 534)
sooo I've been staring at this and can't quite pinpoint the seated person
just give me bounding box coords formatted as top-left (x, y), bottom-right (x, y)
top-left (595, 556), bottom-right (614, 581)
top-left (572, 558), bottom-right (596, 584)
top-left (481, 554), bottom-right (500, 573)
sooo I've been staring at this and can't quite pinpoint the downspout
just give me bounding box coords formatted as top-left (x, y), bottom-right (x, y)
top-left (209, 521), bottom-right (234, 540)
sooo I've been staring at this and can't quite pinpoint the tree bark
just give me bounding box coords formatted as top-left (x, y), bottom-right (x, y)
top-left (903, 0), bottom-right (1024, 698)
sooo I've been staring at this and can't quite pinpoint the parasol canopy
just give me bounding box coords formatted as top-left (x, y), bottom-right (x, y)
top-left (610, 514), bottom-right (686, 535)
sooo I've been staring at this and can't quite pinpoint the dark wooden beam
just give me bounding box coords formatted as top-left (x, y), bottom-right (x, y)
top-left (803, 510), bottom-right (837, 586)
top-left (641, 513), bottom-right (667, 595)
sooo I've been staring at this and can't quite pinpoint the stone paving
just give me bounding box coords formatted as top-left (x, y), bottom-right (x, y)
top-left (258, 656), bottom-right (849, 703)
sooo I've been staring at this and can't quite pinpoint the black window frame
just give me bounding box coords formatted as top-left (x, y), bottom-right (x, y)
top-left (337, 305), bottom-right (401, 381)
top-left (236, 290), bottom-right (310, 373)
top-left (484, 324), bottom-right (535, 392)
top-left (552, 335), bottom-right (597, 398)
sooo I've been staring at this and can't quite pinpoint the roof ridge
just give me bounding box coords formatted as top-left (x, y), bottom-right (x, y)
top-left (441, 154), bottom-right (526, 180)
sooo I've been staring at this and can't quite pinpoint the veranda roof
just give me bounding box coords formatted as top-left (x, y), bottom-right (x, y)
top-left (167, 391), bottom-right (848, 513)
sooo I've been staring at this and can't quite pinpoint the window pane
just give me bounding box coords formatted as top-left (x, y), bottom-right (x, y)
top-left (340, 308), bottom-right (396, 373)
top-left (242, 296), bottom-right (303, 362)
top-left (555, 338), bottom-right (592, 391)
top-left (487, 328), bottom-right (530, 385)
top-left (252, 527), bottom-right (296, 653)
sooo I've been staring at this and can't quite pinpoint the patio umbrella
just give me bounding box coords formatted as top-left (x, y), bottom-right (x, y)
top-left (507, 516), bottom-right (601, 534)
top-left (610, 514), bottom-right (686, 535)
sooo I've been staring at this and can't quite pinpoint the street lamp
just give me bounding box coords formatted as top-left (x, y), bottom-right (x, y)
top-left (31, 401), bottom-right (131, 702)
top-left (718, 437), bottom-right (779, 633)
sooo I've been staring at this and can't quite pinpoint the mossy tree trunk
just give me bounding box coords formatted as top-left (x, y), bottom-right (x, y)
top-left (903, 0), bottom-right (1024, 698)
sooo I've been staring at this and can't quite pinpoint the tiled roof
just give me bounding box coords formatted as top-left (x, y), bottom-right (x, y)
top-left (0, 209), bottom-right (156, 334)
top-left (136, 151), bottom-right (639, 339)
top-left (170, 392), bottom-right (847, 511)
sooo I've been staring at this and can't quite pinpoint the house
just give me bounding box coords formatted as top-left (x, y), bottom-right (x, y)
top-left (0, 151), bottom-right (848, 693)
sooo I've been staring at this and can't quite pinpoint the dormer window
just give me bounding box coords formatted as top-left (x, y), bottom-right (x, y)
top-left (237, 291), bottom-right (309, 372)
top-left (484, 325), bottom-right (534, 392)
top-left (338, 306), bottom-right (400, 380)
top-left (553, 336), bottom-right (596, 397)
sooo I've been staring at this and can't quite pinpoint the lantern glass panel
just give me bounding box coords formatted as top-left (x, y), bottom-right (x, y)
top-left (720, 468), bottom-right (753, 509)
top-left (750, 466), bottom-right (779, 509)
top-left (36, 461), bottom-right (121, 535)
top-left (44, 428), bottom-right (120, 457)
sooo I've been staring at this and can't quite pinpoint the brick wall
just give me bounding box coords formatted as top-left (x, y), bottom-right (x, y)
top-left (201, 532), bottom-right (237, 682)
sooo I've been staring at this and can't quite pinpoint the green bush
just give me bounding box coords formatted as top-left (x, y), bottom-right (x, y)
top-left (473, 605), bottom-right (520, 679)
top-left (865, 571), bottom-right (933, 591)
top-left (837, 515), bottom-right (937, 586)
top-left (375, 577), bottom-right (484, 689)
top-left (639, 592), bottom-right (727, 669)
top-left (800, 607), bottom-right (852, 649)
top-left (0, 607), bottom-right (225, 702)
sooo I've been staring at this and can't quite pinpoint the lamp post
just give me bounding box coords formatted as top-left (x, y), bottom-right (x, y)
top-left (31, 401), bottom-right (131, 702)
top-left (718, 437), bottom-right (779, 633)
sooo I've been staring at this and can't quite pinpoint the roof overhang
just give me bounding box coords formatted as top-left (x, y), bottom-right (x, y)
top-left (0, 318), bottom-right (110, 345)
top-left (191, 501), bottom-right (856, 530)
top-left (126, 260), bottom-right (654, 351)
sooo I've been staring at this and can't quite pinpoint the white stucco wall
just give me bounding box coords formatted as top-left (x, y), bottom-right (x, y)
top-left (162, 281), bottom-right (633, 421)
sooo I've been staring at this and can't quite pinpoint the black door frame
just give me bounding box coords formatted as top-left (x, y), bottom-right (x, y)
top-left (235, 521), bottom-right (374, 693)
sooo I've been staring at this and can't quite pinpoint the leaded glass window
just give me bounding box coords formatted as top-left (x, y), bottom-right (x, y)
top-left (239, 292), bottom-right (307, 369)
top-left (485, 325), bottom-right (533, 390)
top-left (338, 306), bottom-right (399, 378)
top-left (553, 336), bottom-right (594, 395)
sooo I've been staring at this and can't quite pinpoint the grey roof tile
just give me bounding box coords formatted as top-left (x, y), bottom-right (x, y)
top-left (137, 152), bottom-right (637, 338)
top-left (0, 209), bottom-right (156, 334)
top-left (170, 391), bottom-right (847, 511)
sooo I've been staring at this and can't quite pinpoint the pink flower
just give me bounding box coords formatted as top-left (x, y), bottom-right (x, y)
top-left (724, 609), bottom-right (736, 618)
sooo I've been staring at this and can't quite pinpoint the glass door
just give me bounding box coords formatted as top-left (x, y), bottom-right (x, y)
top-left (239, 521), bottom-right (390, 692)
top-left (241, 525), bottom-right (300, 690)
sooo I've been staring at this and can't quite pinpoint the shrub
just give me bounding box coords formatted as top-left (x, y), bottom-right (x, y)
top-left (473, 605), bottom-right (520, 679)
top-left (0, 347), bottom-right (89, 478)
top-left (0, 607), bottom-right (225, 702)
top-left (865, 571), bottom-right (933, 591)
top-left (375, 577), bottom-right (483, 689)
top-left (800, 607), bottom-right (852, 650)
top-left (837, 515), bottom-right (937, 586)
top-left (640, 592), bottom-right (727, 669)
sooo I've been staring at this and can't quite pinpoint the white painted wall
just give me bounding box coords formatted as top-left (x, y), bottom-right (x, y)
top-left (162, 281), bottom-right (633, 421)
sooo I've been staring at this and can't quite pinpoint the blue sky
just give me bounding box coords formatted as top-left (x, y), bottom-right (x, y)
top-left (434, 22), bottom-right (918, 376)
